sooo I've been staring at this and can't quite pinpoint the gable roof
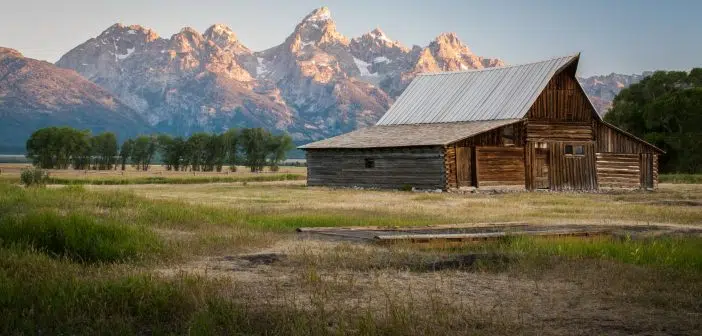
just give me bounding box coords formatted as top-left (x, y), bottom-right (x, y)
top-left (376, 54), bottom-right (579, 125)
top-left (299, 119), bottom-right (520, 149)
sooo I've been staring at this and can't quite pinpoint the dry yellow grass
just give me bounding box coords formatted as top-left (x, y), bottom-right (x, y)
top-left (93, 182), bottom-right (702, 227)
top-left (0, 163), bottom-right (306, 181)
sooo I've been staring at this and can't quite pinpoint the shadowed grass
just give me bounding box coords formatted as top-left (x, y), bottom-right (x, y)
top-left (0, 212), bottom-right (163, 263)
top-left (431, 235), bottom-right (702, 274)
top-left (660, 174), bottom-right (702, 184)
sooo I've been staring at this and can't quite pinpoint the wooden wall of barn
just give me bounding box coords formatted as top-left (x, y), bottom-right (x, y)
top-left (476, 147), bottom-right (525, 187)
top-left (444, 122), bottom-right (525, 189)
top-left (595, 153), bottom-right (641, 189)
top-left (306, 147), bottom-right (445, 190)
top-left (527, 71), bottom-right (596, 123)
top-left (594, 121), bottom-right (659, 154)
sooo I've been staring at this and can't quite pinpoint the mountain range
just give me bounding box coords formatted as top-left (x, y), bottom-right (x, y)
top-left (0, 7), bottom-right (645, 153)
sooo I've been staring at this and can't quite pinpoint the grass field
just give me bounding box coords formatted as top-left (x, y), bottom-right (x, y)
top-left (0, 163), bottom-right (306, 185)
top-left (1, 167), bottom-right (701, 334)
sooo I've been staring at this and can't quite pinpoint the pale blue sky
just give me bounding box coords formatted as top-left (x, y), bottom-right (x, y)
top-left (1, 0), bottom-right (700, 76)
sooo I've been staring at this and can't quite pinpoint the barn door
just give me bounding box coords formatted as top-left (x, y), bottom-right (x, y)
top-left (455, 146), bottom-right (472, 187)
top-left (534, 148), bottom-right (550, 189)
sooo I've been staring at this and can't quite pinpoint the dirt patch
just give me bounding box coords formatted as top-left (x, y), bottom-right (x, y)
top-left (422, 253), bottom-right (512, 271)
top-left (222, 253), bottom-right (286, 266)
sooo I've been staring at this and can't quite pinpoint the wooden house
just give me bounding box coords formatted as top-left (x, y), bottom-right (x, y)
top-left (300, 54), bottom-right (663, 191)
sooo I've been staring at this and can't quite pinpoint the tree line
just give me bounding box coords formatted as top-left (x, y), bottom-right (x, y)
top-left (605, 68), bottom-right (702, 173)
top-left (26, 127), bottom-right (295, 172)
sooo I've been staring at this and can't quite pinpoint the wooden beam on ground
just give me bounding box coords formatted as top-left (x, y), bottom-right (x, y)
top-left (374, 229), bottom-right (609, 243)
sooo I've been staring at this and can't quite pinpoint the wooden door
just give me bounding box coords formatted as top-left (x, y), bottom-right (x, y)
top-left (534, 148), bottom-right (550, 189)
top-left (455, 146), bottom-right (472, 187)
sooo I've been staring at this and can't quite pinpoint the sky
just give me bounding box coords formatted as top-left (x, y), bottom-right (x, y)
top-left (1, 0), bottom-right (700, 77)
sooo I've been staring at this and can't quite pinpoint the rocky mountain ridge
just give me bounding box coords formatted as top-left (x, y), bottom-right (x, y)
top-left (53, 7), bottom-right (504, 142)
top-left (2, 7), bottom-right (644, 153)
top-left (0, 47), bottom-right (149, 153)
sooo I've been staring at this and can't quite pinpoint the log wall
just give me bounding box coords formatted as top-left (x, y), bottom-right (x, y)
top-left (306, 147), bottom-right (445, 190)
top-left (594, 121), bottom-right (659, 154)
top-left (595, 153), bottom-right (641, 189)
top-left (475, 146), bottom-right (525, 187)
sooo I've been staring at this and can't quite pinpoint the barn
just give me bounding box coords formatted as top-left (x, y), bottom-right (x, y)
top-left (299, 54), bottom-right (663, 191)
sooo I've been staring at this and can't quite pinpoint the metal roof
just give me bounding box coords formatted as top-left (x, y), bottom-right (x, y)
top-left (376, 54), bottom-right (579, 125)
top-left (299, 119), bottom-right (521, 149)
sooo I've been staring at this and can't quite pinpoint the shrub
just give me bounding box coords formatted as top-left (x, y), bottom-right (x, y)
top-left (269, 165), bottom-right (280, 172)
top-left (20, 168), bottom-right (48, 187)
top-left (0, 212), bottom-right (162, 263)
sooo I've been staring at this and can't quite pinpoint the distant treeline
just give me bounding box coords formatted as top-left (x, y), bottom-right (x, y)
top-left (26, 127), bottom-right (294, 172)
top-left (606, 68), bottom-right (702, 173)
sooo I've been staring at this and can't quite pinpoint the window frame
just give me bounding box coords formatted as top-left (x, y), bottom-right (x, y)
top-left (564, 144), bottom-right (585, 157)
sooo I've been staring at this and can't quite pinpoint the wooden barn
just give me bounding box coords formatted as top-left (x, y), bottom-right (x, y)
top-left (300, 54), bottom-right (663, 191)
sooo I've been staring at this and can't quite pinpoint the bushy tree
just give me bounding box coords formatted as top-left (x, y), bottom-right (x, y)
top-left (605, 69), bottom-right (702, 173)
top-left (131, 136), bottom-right (157, 171)
top-left (267, 134), bottom-right (294, 170)
top-left (157, 134), bottom-right (187, 171)
top-left (222, 128), bottom-right (240, 171)
top-left (185, 133), bottom-right (210, 171)
top-left (91, 132), bottom-right (118, 170)
top-left (240, 128), bottom-right (271, 172)
top-left (119, 139), bottom-right (133, 171)
top-left (26, 127), bottom-right (91, 169)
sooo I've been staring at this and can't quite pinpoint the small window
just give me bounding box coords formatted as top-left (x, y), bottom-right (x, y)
top-left (564, 144), bottom-right (584, 156)
top-left (364, 158), bottom-right (375, 169)
top-left (564, 145), bottom-right (573, 155)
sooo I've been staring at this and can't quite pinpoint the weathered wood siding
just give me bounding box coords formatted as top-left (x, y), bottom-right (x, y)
top-left (594, 121), bottom-right (659, 154)
top-left (548, 142), bottom-right (598, 191)
top-left (445, 122), bottom-right (525, 189)
top-left (306, 147), bottom-right (445, 189)
top-left (595, 153), bottom-right (641, 189)
top-left (444, 145), bottom-right (457, 188)
top-left (527, 72), bottom-right (595, 123)
top-left (475, 146), bottom-right (525, 187)
top-left (526, 121), bottom-right (593, 142)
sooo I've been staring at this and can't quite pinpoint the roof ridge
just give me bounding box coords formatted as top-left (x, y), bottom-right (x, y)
top-left (417, 53), bottom-right (579, 77)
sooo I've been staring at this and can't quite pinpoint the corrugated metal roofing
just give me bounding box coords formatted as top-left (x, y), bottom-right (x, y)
top-left (376, 55), bottom-right (579, 125)
top-left (299, 119), bottom-right (521, 149)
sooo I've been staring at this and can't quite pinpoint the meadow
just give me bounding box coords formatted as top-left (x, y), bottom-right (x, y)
top-left (1, 165), bottom-right (701, 335)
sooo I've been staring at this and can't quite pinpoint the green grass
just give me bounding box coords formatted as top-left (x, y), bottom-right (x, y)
top-left (46, 173), bottom-right (304, 185)
top-left (660, 174), bottom-right (702, 184)
top-left (0, 211), bottom-right (163, 263)
top-left (440, 235), bottom-right (702, 274)
top-left (0, 181), bottom-right (701, 334)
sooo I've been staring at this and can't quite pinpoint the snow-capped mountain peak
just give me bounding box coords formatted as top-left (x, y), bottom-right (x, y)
top-left (303, 6), bottom-right (332, 22)
top-left (204, 24), bottom-right (238, 47)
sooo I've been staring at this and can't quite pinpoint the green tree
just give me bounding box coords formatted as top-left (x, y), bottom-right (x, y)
top-left (91, 132), bottom-right (118, 170)
top-left (131, 136), bottom-right (157, 171)
top-left (185, 133), bottom-right (210, 171)
top-left (267, 134), bottom-right (294, 170)
top-left (605, 69), bottom-right (702, 173)
top-left (157, 134), bottom-right (186, 171)
top-left (240, 128), bottom-right (271, 172)
top-left (222, 128), bottom-right (240, 170)
top-left (26, 127), bottom-right (56, 168)
top-left (119, 139), bottom-right (134, 171)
